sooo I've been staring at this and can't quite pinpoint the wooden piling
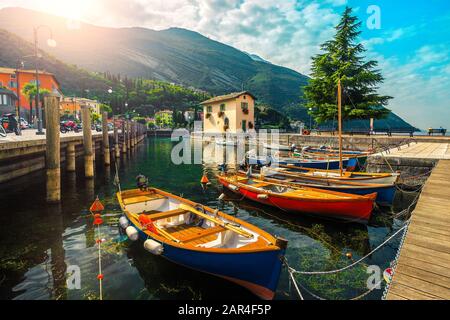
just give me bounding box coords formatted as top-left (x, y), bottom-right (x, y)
top-left (44, 94), bottom-right (61, 203)
top-left (114, 116), bottom-right (120, 158)
top-left (127, 121), bottom-right (132, 150)
top-left (81, 104), bottom-right (94, 178)
top-left (102, 111), bottom-right (110, 166)
top-left (131, 122), bottom-right (136, 148)
top-left (66, 143), bottom-right (76, 172)
top-left (121, 120), bottom-right (127, 153)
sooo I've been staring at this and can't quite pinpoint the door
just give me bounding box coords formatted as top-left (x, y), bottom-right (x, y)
top-left (242, 120), bottom-right (246, 132)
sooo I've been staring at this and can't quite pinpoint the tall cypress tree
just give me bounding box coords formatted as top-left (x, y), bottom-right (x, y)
top-left (304, 7), bottom-right (392, 123)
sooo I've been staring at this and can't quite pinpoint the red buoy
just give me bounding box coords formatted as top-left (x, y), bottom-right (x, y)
top-left (93, 217), bottom-right (103, 225)
top-left (90, 196), bottom-right (105, 214)
top-left (201, 174), bottom-right (209, 184)
top-left (97, 274), bottom-right (104, 280)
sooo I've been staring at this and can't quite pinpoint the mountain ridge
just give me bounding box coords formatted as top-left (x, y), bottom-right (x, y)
top-left (0, 7), bottom-right (417, 130)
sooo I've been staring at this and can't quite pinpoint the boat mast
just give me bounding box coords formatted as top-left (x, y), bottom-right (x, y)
top-left (338, 79), bottom-right (343, 176)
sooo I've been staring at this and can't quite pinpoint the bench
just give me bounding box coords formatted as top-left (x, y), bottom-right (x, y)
top-left (373, 128), bottom-right (415, 137)
top-left (179, 225), bottom-right (226, 243)
top-left (428, 128), bottom-right (447, 136)
top-left (146, 208), bottom-right (187, 220)
top-left (122, 193), bottom-right (166, 205)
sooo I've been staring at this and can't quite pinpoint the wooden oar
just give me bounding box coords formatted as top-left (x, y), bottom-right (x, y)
top-left (179, 204), bottom-right (253, 239)
top-left (128, 212), bottom-right (180, 243)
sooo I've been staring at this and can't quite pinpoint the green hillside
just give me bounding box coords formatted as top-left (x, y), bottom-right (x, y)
top-left (0, 7), bottom-right (309, 110)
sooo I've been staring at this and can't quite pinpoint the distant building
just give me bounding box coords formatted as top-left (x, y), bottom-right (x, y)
top-left (0, 67), bottom-right (62, 119)
top-left (200, 91), bottom-right (255, 133)
top-left (0, 87), bottom-right (18, 116)
top-left (60, 97), bottom-right (101, 119)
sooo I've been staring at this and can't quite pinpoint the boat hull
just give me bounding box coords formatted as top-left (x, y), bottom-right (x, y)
top-left (219, 178), bottom-right (374, 222)
top-left (126, 217), bottom-right (284, 300)
top-left (249, 156), bottom-right (349, 169)
top-left (248, 173), bottom-right (396, 205)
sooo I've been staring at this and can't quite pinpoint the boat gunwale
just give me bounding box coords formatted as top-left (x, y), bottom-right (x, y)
top-left (117, 188), bottom-right (281, 254)
top-left (238, 171), bottom-right (395, 190)
top-left (218, 175), bottom-right (377, 203)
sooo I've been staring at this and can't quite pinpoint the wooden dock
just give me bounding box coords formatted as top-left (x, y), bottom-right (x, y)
top-left (386, 159), bottom-right (450, 300)
top-left (380, 142), bottom-right (450, 160)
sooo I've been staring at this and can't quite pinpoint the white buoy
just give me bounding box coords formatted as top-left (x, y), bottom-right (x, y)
top-left (119, 216), bottom-right (129, 229)
top-left (228, 184), bottom-right (239, 191)
top-left (126, 226), bottom-right (139, 241)
top-left (143, 239), bottom-right (164, 255)
top-left (257, 194), bottom-right (268, 199)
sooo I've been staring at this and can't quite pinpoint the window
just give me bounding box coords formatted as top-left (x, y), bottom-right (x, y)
top-left (30, 80), bottom-right (41, 85)
top-left (243, 95), bottom-right (246, 99)
top-left (9, 81), bottom-right (17, 88)
top-left (241, 102), bottom-right (249, 114)
top-left (10, 74), bottom-right (16, 79)
top-left (207, 106), bottom-right (212, 113)
top-left (0, 94), bottom-right (10, 106)
top-left (220, 104), bottom-right (226, 111)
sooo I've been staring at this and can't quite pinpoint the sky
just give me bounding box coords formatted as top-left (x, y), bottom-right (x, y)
top-left (1, 0), bottom-right (449, 129)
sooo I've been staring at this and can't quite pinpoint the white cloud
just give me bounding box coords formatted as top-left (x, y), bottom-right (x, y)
top-left (375, 45), bottom-right (450, 129)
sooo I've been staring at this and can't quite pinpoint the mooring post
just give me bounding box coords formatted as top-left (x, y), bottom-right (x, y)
top-left (81, 104), bottom-right (94, 178)
top-left (121, 120), bottom-right (127, 153)
top-left (132, 122), bottom-right (136, 147)
top-left (66, 143), bottom-right (76, 172)
top-left (102, 111), bottom-right (110, 166)
top-left (45, 94), bottom-right (61, 203)
top-left (114, 116), bottom-right (120, 158)
top-left (127, 120), bottom-right (132, 149)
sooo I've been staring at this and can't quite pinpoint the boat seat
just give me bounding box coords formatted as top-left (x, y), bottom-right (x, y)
top-left (123, 193), bottom-right (166, 205)
top-left (146, 208), bottom-right (187, 221)
top-left (180, 225), bottom-right (226, 243)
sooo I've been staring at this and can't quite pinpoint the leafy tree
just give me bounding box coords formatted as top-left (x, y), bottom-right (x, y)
top-left (304, 7), bottom-right (392, 124)
top-left (21, 83), bottom-right (50, 123)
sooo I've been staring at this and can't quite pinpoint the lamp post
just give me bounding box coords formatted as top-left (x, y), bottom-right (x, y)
top-left (15, 59), bottom-right (24, 135)
top-left (33, 25), bottom-right (56, 135)
top-left (308, 107), bottom-right (313, 129)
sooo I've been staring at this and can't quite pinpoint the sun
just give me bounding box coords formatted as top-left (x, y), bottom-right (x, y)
top-left (36, 0), bottom-right (90, 21)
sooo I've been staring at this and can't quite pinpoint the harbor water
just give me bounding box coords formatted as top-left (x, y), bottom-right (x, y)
top-left (0, 137), bottom-right (416, 300)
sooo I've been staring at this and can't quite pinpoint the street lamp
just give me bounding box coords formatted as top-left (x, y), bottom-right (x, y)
top-left (308, 107), bottom-right (313, 129)
top-left (34, 25), bottom-right (56, 135)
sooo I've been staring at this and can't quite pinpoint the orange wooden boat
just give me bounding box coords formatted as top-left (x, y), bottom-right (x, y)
top-left (218, 174), bottom-right (376, 222)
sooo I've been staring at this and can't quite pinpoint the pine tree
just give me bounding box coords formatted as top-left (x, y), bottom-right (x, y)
top-left (304, 7), bottom-right (392, 123)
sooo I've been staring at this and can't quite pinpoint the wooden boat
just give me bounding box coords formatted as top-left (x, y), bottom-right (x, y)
top-left (263, 143), bottom-right (293, 151)
top-left (216, 138), bottom-right (237, 146)
top-left (300, 146), bottom-right (372, 157)
top-left (117, 187), bottom-right (287, 300)
top-left (274, 165), bottom-right (400, 185)
top-left (218, 174), bottom-right (376, 222)
top-left (239, 169), bottom-right (396, 206)
top-left (247, 154), bottom-right (354, 170)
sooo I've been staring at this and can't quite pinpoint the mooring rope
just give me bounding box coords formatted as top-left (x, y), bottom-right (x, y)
top-left (286, 221), bottom-right (409, 276)
top-left (96, 222), bottom-right (103, 300)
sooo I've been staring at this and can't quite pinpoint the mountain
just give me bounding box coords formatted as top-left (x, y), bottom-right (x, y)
top-left (0, 7), bottom-right (417, 131)
top-left (0, 29), bottom-right (110, 96)
top-left (0, 7), bottom-right (309, 110)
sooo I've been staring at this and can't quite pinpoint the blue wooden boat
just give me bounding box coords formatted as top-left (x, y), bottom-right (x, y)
top-left (117, 187), bottom-right (288, 300)
top-left (248, 154), bottom-right (357, 170)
